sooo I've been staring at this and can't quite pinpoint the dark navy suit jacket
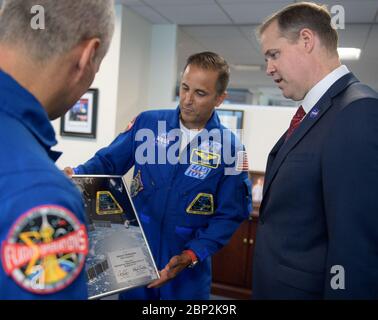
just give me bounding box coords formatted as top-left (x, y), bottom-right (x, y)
top-left (252, 73), bottom-right (378, 299)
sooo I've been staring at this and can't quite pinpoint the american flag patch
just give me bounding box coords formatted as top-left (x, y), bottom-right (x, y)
top-left (236, 151), bottom-right (249, 172)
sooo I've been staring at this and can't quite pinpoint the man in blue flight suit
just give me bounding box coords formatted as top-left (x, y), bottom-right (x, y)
top-left (65, 52), bottom-right (252, 299)
top-left (0, 0), bottom-right (115, 299)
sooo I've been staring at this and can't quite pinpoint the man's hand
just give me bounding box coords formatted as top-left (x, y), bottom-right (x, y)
top-left (63, 167), bottom-right (74, 177)
top-left (147, 252), bottom-right (192, 289)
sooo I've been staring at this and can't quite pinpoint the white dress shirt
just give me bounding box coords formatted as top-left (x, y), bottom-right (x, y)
top-left (301, 65), bottom-right (350, 114)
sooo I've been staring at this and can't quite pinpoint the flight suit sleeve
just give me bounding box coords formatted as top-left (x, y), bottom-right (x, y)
top-left (1, 175), bottom-right (88, 300)
top-left (184, 168), bottom-right (252, 262)
top-left (74, 115), bottom-right (140, 175)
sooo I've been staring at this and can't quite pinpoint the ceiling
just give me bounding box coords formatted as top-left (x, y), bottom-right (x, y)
top-left (1, 0), bottom-right (375, 93)
top-left (118, 0), bottom-right (378, 94)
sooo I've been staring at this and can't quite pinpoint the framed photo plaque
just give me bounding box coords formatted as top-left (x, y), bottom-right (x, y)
top-left (71, 175), bottom-right (159, 299)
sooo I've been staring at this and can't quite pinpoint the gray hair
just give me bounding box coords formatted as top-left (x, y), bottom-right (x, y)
top-left (0, 0), bottom-right (115, 62)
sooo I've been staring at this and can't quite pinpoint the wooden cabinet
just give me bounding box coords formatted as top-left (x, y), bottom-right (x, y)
top-left (211, 171), bottom-right (264, 300)
top-left (211, 214), bottom-right (258, 299)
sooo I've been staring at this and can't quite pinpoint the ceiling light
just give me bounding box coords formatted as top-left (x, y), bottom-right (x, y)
top-left (337, 47), bottom-right (361, 60)
top-left (231, 64), bottom-right (263, 71)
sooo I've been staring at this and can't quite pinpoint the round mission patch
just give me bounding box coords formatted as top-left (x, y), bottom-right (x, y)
top-left (1, 205), bottom-right (88, 294)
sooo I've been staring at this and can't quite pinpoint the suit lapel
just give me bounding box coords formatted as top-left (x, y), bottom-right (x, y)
top-left (262, 97), bottom-right (332, 201)
top-left (263, 133), bottom-right (285, 195)
top-left (261, 73), bottom-right (360, 206)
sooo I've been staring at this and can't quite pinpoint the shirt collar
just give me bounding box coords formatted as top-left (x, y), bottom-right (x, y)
top-left (0, 70), bottom-right (59, 157)
top-left (180, 119), bottom-right (202, 134)
top-left (301, 65), bottom-right (350, 114)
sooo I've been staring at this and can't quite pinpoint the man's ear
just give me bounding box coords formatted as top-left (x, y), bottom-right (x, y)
top-left (299, 28), bottom-right (315, 53)
top-left (215, 91), bottom-right (228, 107)
top-left (74, 38), bottom-right (101, 82)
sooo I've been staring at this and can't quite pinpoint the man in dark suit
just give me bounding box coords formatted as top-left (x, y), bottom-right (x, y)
top-left (252, 2), bottom-right (378, 299)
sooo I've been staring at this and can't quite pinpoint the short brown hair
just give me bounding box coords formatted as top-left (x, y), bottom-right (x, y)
top-left (258, 2), bottom-right (338, 53)
top-left (183, 51), bottom-right (230, 96)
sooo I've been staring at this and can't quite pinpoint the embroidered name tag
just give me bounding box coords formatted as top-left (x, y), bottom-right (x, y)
top-left (185, 164), bottom-right (212, 180)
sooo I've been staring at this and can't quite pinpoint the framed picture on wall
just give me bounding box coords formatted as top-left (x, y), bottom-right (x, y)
top-left (249, 171), bottom-right (265, 215)
top-left (216, 109), bottom-right (244, 139)
top-left (60, 88), bottom-right (98, 138)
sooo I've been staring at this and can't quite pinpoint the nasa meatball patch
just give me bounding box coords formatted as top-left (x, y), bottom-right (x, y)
top-left (1, 205), bottom-right (88, 294)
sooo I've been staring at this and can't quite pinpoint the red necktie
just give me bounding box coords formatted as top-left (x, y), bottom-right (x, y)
top-left (285, 106), bottom-right (306, 141)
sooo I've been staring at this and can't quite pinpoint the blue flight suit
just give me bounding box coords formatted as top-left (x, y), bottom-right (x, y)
top-left (0, 70), bottom-right (88, 300)
top-left (74, 107), bottom-right (252, 300)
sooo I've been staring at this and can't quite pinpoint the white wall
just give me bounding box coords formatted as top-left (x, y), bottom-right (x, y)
top-left (218, 104), bottom-right (296, 172)
top-left (115, 8), bottom-right (152, 134)
top-left (147, 25), bottom-right (178, 109)
top-left (115, 7), bottom-right (154, 184)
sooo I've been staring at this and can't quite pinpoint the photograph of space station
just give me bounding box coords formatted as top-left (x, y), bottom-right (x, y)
top-left (72, 175), bottom-right (159, 299)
